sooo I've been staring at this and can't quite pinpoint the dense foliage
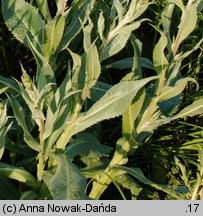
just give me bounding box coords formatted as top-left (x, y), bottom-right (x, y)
top-left (0, 0), bottom-right (203, 200)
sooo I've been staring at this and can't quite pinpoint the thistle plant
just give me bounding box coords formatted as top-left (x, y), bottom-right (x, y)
top-left (0, 0), bottom-right (202, 200)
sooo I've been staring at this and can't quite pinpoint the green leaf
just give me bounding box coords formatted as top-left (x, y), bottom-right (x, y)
top-left (67, 48), bottom-right (81, 90)
top-left (130, 2), bottom-right (151, 21)
top-left (161, 0), bottom-right (175, 48)
top-left (98, 11), bottom-right (106, 44)
top-left (83, 19), bottom-right (93, 53)
top-left (0, 122), bottom-right (12, 160)
top-left (153, 28), bottom-right (169, 74)
top-left (0, 162), bottom-right (38, 190)
top-left (173, 0), bottom-right (185, 12)
top-left (103, 57), bottom-right (154, 70)
top-left (59, 0), bottom-right (95, 50)
top-left (0, 75), bottom-right (20, 95)
top-left (101, 31), bottom-right (131, 61)
top-left (198, 0), bottom-right (203, 11)
top-left (36, 0), bottom-right (52, 22)
top-left (7, 96), bottom-right (41, 152)
top-left (158, 77), bottom-right (198, 102)
top-left (67, 76), bottom-right (157, 138)
top-left (174, 157), bottom-right (190, 189)
top-left (176, 2), bottom-right (198, 46)
top-left (82, 43), bottom-right (101, 100)
top-left (126, 0), bottom-right (139, 18)
top-left (113, 0), bottom-right (124, 22)
top-left (115, 174), bottom-right (142, 199)
top-left (48, 154), bottom-right (87, 200)
top-left (122, 90), bottom-right (145, 137)
top-left (173, 98), bottom-right (203, 120)
top-left (43, 90), bottom-right (80, 158)
top-left (43, 72), bottom-right (72, 142)
top-left (130, 34), bottom-right (142, 78)
top-left (42, 15), bottom-right (65, 58)
top-left (65, 133), bottom-right (113, 160)
top-left (89, 81), bottom-right (111, 101)
top-left (113, 166), bottom-right (185, 199)
top-left (2, 0), bottom-right (44, 49)
top-left (20, 190), bottom-right (38, 200)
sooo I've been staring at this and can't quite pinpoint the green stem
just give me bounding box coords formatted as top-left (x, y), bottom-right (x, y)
top-left (88, 139), bottom-right (131, 199)
top-left (57, 102), bottom-right (82, 149)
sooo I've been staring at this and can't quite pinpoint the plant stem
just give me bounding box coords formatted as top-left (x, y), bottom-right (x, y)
top-left (88, 139), bottom-right (130, 199)
top-left (57, 102), bottom-right (82, 149)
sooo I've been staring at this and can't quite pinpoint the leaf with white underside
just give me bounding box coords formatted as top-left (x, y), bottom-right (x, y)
top-left (0, 162), bottom-right (38, 190)
top-left (176, 2), bottom-right (197, 46)
top-left (82, 43), bottom-right (101, 100)
top-left (158, 77), bottom-right (199, 102)
top-left (68, 77), bottom-right (157, 137)
top-left (2, 0), bottom-right (44, 49)
top-left (113, 0), bottom-right (124, 22)
top-left (7, 96), bottom-right (41, 152)
top-left (42, 15), bottom-right (65, 58)
top-left (173, 98), bottom-right (203, 120)
top-left (98, 11), bottom-right (106, 44)
top-left (36, 0), bottom-right (51, 21)
top-left (153, 28), bottom-right (168, 74)
top-left (48, 154), bottom-right (86, 200)
top-left (101, 31), bottom-right (131, 61)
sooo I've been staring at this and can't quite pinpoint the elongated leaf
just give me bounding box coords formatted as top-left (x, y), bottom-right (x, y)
top-left (113, 0), bottom-right (124, 22)
top-left (89, 81), bottom-right (111, 101)
top-left (82, 43), bottom-right (101, 100)
top-left (101, 31), bottom-right (131, 61)
top-left (98, 11), bottom-right (106, 44)
top-left (36, 0), bottom-right (52, 21)
top-left (126, 0), bottom-right (139, 18)
top-left (118, 19), bottom-right (148, 35)
top-left (130, 34), bottom-right (142, 78)
top-left (42, 15), bottom-right (65, 58)
top-left (0, 122), bottom-right (12, 160)
top-left (177, 2), bottom-right (198, 45)
top-left (8, 96), bottom-right (41, 152)
top-left (158, 77), bottom-right (198, 102)
top-left (122, 90), bottom-right (145, 137)
top-left (83, 19), bottom-right (93, 53)
top-left (59, 0), bottom-right (94, 50)
top-left (43, 90), bottom-right (79, 142)
top-left (173, 0), bottom-right (185, 11)
top-left (48, 154), bottom-right (86, 200)
top-left (103, 57), bottom-right (154, 70)
top-left (25, 35), bottom-right (56, 85)
top-left (67, 48), bottom-right (81, 90)
top-left (65, 133), bottom-right (112, 160)
top-left (113, 166), bottom-right (185, 199)
top-left (115, 174), bottom-right (142, 199)
top-left (0, 162), bottom-right (38, 190)
top-left (161, 0), bottom-right (175, 48)
top-left (0, 75), bottom-right (20, 95)
top-left (153, 28), bottom-right (169, 74)
top-left (2, 0), bottom-right (44, 49)
top-left (198, 0), bottom-right (203, 11)
top-left (20, 190), bottom-right (38, 200)
top-left (173, 98), bottom-right (203, 119)
top-left (131, 2), bottom-right (151, 21)
top-left (68, 77), bottom-right (157, 138)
